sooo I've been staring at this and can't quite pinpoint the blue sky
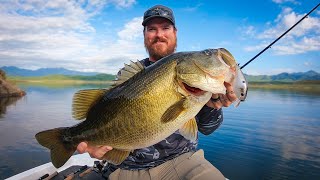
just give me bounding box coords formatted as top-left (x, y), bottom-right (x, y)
top-left (0, 0), bottom-right (319, 75)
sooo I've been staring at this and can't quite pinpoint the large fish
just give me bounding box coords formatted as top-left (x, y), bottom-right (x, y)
top-left (35, 48), bottom-right (248, 168)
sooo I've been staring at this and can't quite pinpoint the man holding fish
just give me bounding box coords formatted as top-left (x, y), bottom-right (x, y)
top-left (77, 5), bottom-right (239, 179)
top-left (36, 4), bottom-right (247, 180)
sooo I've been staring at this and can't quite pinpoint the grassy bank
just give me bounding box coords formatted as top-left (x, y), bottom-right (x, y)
top-left (8, 74), bottom-right (115, 85)
top-left (7, 75), bottom-right (115, 89)
top-left (12, 79), bottom-right (114, 85)
top-left (249, 80), bottom-right (320, 94)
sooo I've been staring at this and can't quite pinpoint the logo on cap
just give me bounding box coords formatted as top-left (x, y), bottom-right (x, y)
top-left (142, 5), bottom-right (175, 26)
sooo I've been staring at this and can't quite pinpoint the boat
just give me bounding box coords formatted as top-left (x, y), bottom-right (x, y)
top-left (6, 153), bottom-right (230, 180)
top-left (5, 153), bottom-right (107, 180)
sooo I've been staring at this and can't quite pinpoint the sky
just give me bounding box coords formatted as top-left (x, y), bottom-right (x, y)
top-left (0, 0), bottom-right (319, 75)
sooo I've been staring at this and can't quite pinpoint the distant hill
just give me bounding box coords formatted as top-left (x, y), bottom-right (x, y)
top-left (0, 66), bottom-right (99, 76)
top-left (245, 70), bottom-right (320, 82)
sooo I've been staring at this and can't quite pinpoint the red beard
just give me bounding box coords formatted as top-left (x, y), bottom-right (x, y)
top-left (145, 37), bottom-right (177, 61)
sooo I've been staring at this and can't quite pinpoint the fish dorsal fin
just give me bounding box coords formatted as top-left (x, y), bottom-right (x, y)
top-left (113, 60), bottom-right (145, 86)
top-left (161, 98), bottom-right (187, 123)
top-left (102, 148), bottom-right (130, 165)
top-left (72, 89), bottom-right (108, 120)
top-left (179, 118), bottom-right (198, 141)
top-left (129, 60), bottom-right (144, 70)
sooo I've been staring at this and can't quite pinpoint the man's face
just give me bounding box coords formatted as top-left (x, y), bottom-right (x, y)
top-left (144, 18), bottom-right (177, 61)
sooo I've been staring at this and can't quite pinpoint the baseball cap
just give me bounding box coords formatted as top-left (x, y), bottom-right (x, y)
top-left (142, 5), bottom-right (175, 26)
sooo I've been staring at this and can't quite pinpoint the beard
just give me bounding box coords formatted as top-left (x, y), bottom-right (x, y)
top-left (144, 36), bottom-right (177, 61)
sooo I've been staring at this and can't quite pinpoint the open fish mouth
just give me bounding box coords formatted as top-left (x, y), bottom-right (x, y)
top-left (182, 82), bottom-right (206, 96)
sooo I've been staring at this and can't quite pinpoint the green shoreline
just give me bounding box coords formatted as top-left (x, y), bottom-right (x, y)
top-left (8, 78), bottom-right (320, 94)
top-left (12, 79), bottom-right (114, 85)
top-left (10, 80), bottom-right (114, 89)
top-left (249, 81), bottom-right (320, 94)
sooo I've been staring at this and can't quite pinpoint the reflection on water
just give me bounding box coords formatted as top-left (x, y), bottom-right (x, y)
top-left (0, 84), bottom-right (107, 179)
top-left (0, 96), bottom-right (23, 118)
top-left (0, 86), bottom-right (319, 179)
top-left (198, 89), bottom-right (320, 180)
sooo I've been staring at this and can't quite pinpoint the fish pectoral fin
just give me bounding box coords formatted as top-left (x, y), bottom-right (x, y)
top-left (161, 98), bottom-right (187, 123)
top-left (72, 89), bottom-right (108, 120)
top-left (35, 128), bottom-right (76, 168)
top-left (102, 149), bottom-right (130, 165)
top-left (179, 118), bottom-right (198, 141)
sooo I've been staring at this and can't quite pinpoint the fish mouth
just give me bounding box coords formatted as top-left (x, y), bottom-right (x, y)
top-left (182, 82), bottom-right (206, 96)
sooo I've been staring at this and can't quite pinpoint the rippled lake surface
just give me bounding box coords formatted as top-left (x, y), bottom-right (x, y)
top-left (0, 85), bottom-right (319, 179)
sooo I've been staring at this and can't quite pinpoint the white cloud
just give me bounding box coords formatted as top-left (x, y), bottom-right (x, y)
top-left (258, 9), bottom-right (320, 39)
top-left (0, 0), bottom-right (145, 74)
top-left (272, 36), bottom-right (320, 55)
top-left (181, 3), bottom-right (203, 12)
top-left (244, 26), bottom-right (256, 36)
top-left (303, 61), bottom-right (312, 67)
top-left (243, 43), bottom-right (269, 52)
top-left (244, 7), bottom-right (320, 55)
top-left (272, 0), bottom-right (299, 5)
top-left (111, 0), bottom-right (136, 8)
top-left (118, 17), bottom-right (143, 41)
top-left (239, 25), bottom-right (256, 40)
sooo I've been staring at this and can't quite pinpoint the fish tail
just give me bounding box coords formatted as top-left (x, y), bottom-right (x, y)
top-left (35, 127), bottom-right (76, 168)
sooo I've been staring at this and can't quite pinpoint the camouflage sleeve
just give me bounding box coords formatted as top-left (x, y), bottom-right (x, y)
top-left (195, 106), bottom-right (223, 135)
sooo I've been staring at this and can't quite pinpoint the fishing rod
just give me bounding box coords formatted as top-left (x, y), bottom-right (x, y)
top-left (240, 2), bottom-right (320, 70)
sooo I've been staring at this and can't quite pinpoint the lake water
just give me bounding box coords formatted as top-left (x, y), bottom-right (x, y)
top-left (0, 85), bottom-right (319, 179)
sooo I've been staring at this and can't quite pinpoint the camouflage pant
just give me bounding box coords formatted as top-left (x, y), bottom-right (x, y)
top-left (109, 149), bottom-right (225, 180)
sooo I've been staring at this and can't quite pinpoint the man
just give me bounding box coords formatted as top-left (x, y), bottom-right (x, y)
top-left (77, 5), bottom-right (237, 179)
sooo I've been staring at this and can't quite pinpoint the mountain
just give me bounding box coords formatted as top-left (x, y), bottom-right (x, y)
top-left (245, 70), bottom-right (320, 82)
top-left (0, 66), bottom-right (99, 76)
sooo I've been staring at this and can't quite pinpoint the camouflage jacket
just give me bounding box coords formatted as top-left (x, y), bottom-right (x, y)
top-left (113, 58), bottom-right (223, 170)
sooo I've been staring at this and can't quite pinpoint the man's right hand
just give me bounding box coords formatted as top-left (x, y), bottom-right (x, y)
top-left (206, 82), bottom-right (237, 109)
top-left (77, 142), bottom-right (113, 159)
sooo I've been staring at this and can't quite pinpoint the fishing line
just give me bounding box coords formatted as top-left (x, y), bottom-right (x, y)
top-left (240, 2), bottom-right (320, 70)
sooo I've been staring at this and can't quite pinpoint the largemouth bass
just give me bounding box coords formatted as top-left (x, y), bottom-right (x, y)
top-left (35, 48), bottom-right (248, 168)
